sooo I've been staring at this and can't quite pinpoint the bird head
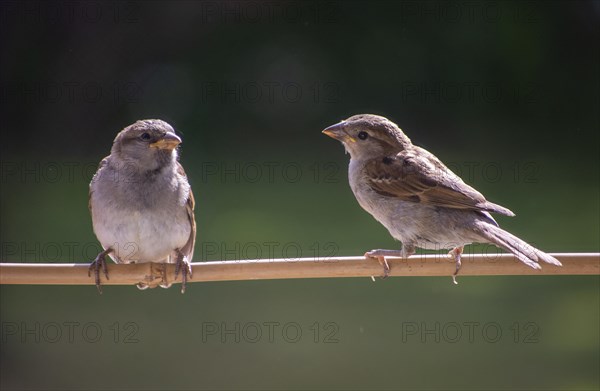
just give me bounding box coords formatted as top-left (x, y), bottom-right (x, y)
top-left (111, 119), bottom-right (181, 171)
top-left (322, 114), bottom-right (412, 160)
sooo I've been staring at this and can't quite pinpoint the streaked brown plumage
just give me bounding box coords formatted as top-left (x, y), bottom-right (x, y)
top-left (323, 114), bottom-right (561, 281)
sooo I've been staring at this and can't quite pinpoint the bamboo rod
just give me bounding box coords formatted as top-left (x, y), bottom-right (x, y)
top-left (0, 253), bottom-right (597, 287)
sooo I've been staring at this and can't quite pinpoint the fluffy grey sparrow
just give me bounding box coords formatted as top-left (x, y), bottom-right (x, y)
top-left (323, 114), bottom-right (561, 282)
top-left (89, 119), bottom-right (196, 293)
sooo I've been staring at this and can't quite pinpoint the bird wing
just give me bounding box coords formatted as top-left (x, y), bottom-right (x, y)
top-left (177, 161), bottom-right (196, 261)
top-left (88, 156), bottom-right (109, 213)
top-left (364, 146), bottom-right (515, 216)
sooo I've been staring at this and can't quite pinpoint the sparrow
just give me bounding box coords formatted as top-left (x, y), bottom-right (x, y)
top-left (322, 114), bottom-right (562, 282)
top-left (88, 119), bottom-right (196, 293)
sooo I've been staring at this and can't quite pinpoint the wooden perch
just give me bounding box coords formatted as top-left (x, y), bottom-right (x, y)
top-left (0, 253), bottom-right (598, 287)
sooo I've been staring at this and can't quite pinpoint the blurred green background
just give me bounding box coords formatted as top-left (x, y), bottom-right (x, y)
top-left (1, 1), bottom-right (598, 390)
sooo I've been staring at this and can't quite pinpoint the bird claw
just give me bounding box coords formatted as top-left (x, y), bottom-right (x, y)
top-left (448, 247), bottom-right (463, 285)
top-left (365, 251), bottom-right (390, 279)
top-left (174, 251), bottom-right (192, 294)
top-left (88, 249), bottom-right (111, 294)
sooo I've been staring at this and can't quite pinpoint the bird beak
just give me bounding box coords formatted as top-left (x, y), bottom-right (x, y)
top-left (322, 122), bottom-right (356, 143)
top-left (150, 133), bottom-right (182, 150)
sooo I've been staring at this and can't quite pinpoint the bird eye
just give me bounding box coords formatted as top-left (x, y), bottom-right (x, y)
top-left (140, 132), bottom-right (151, 141)
top-left (358, 131), bottom-right (369, 140)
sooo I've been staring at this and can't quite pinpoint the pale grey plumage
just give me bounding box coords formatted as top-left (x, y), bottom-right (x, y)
top-left (89, 119), bottom-right (195, 293)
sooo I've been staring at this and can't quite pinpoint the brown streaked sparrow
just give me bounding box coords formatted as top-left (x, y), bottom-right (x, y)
top-left (323, 114), bottom-right (561, 282)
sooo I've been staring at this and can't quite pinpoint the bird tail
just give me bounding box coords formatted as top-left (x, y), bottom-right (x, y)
top-left (483, 201), bottom-right (515, 217)
top-left (475, 223), bottom-right (562, 269)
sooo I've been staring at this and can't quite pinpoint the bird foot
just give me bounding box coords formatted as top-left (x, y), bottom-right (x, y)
top-left (448, 246), bottom-right (464, 285)
top-left (88, 248), bottom-right (112, 294)
top-left (174, 251), bottom-right (192, 294)
top-left (365, 250), bottom-right (396, 279)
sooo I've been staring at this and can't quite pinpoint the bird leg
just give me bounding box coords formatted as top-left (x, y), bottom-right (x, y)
top-left (88, 248), bottom-right (112, 294)
top-left (174, 249), bottom-right (192, 294)
top-left (448, 246), bottom-right (464, 285)
top-left (365, 245), bottom-right (415, 279)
